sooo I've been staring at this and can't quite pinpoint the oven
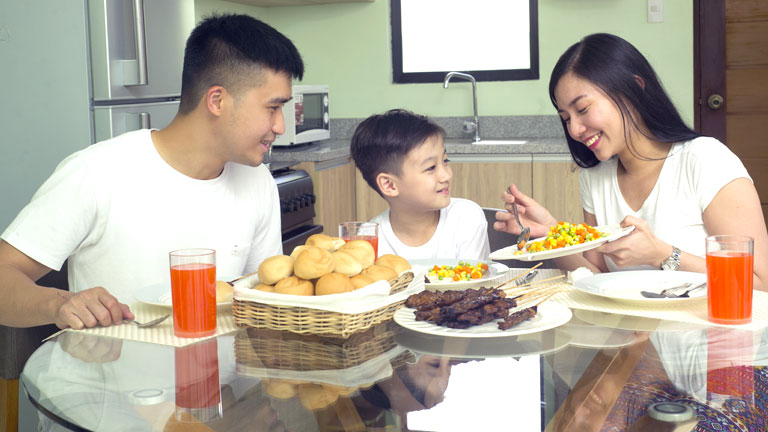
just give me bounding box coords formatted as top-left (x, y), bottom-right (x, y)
top-left (272, 168), bottom-right (323, 253)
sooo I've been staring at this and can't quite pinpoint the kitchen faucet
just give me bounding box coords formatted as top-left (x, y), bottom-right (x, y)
top-left (443, 72), bottom-right (481, 143)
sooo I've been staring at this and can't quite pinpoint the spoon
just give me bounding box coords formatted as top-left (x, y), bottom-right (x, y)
top-left (515, 269), bottom-right (539, 286)
top-left (640, 282), bottom-right (696, 299)
top-left (125, 314), bottom-right (170, 328)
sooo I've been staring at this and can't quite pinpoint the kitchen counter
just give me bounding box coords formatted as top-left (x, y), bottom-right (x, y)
top-left (270, 137), bottom-right (571, 164)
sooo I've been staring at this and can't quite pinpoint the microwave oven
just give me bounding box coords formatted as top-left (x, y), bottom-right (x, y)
top-left (273, 84), bottom-right (330, 146)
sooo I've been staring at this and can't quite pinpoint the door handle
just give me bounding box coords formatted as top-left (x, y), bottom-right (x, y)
top-left (707, 94), bottom-right (724, 110)
top-left (130, 0), bottom-right (148, 86)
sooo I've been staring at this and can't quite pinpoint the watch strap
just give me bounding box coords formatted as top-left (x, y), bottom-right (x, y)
top-left (661, 246), bottom-right (681, 271)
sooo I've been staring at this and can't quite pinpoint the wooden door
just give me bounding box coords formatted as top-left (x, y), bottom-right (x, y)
top-left (696, 0), bottom-right (768, 227)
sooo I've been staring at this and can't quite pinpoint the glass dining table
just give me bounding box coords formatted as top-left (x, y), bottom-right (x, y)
top-left (20, 270), bottom-right (768, 432)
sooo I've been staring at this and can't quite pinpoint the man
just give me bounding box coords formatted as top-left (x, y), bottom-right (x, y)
top-left (0, 14), bottom-right (304, 330)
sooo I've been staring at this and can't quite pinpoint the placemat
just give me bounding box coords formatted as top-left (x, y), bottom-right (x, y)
top-left (550, 285), bottom-right (768, 331)
top-left (44, 302), bottom-right (238, 347)
top-left (501, 267), bottom-right (768, 331)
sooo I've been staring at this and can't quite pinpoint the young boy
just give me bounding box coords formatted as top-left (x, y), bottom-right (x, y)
top-left (350, 109), bottom-right (490, 261)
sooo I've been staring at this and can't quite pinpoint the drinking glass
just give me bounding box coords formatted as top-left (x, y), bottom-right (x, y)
top-left (706, 235), bottom-right (754, 324)
top-left (174, 338), bottom-right (222, 422)
top-left (339, 221), bottom-right (379, 259)
top-left (169, 248), bottom-right (217, 338)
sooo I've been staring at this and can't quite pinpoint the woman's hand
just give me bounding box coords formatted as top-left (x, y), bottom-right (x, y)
top-left (494, 184), bottom-right (558, 238)
top-left (598, 216), bottom-right (670, 268)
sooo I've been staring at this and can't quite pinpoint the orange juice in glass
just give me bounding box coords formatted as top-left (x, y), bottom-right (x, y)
top-left (339, 221), bottom-right (379, 259)
top-left (706, 235), bottom-right (754, 325)
top-left (174, 338), bottom-right (222, 422)
top-left (170, 248), bottom-right (217, 338)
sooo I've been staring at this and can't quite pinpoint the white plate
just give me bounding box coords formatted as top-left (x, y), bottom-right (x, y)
top-left (573, 270), bottom-right (707, 304)
top-left (134, 277), bottom-right (237, 308)
top-left (409, 259), bottom-right (508, 291)
top-left (489, 224), bottom-right (635, 261)
top-left (393, 302), bottom-right (572, 338)
top-left (395, 328), bottom-right (572, 358)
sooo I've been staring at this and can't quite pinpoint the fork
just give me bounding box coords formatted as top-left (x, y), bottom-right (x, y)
top-left (515, 269), bottom-right (539, 286)
top-left (510, 199), bottom-right (531, 250)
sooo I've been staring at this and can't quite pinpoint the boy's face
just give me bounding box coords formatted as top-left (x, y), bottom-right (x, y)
top-left (221, 69), bottom-right (293, 167)
top-left (392, 135), bottom-right (452, 211)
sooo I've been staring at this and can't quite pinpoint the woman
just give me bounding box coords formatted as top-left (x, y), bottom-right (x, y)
top-left (495, 33), bottom-right (768, 291)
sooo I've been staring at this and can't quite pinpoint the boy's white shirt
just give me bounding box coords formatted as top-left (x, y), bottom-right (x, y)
top-left (370, 198), bottom-right (490, 261)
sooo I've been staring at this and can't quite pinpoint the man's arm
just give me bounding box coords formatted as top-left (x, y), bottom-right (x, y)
top-left (0, 241), bottom-right (133, 329)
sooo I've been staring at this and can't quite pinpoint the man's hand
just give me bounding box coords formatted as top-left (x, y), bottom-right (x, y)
top-left (54, 287), bottom-right (134, 330)
top-left (58, 332), bottom-right (123, 363)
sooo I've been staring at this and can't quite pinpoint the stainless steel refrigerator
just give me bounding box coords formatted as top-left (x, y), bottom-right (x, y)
top-left (0, 0), bottom-right (195, 229)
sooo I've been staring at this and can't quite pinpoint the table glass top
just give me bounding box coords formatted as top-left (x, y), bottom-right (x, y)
top-left (20, 270), bottom-right (768, 432)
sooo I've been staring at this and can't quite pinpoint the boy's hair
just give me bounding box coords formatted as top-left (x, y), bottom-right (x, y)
top-left (350, 109), bottom-right (445, 196)
top-left (179, 14), bottom-right (304, 114)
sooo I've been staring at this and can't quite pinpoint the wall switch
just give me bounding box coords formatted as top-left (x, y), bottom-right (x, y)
top-left (647, 0), bottom-right (664, 23)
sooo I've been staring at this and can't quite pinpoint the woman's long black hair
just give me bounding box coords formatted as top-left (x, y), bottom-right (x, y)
top-left (549, 33), bottom-right (700, 168)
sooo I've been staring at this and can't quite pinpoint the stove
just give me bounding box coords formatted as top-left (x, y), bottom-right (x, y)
top-left (272, 168), bottom-right (323, 253)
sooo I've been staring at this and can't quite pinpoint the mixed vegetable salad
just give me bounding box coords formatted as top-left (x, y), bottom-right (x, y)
top-left (426, 261), bottom-right (490, 282)
top-left (516, 222), bottom-right (607, 255)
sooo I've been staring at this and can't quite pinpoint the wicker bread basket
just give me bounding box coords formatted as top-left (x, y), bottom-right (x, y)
top-left (233, 270), bottom-right (422, 338)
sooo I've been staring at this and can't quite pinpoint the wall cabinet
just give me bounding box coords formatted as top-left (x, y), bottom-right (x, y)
top-left (297, 159), bottom-right (357, 236)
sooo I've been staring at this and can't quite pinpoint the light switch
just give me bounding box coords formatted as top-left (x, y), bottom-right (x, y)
top-left (647, 0), bottom-right (664, 23)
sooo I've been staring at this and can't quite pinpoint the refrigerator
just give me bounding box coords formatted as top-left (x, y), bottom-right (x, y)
top-left (0, 0), bottom-right (195, 230)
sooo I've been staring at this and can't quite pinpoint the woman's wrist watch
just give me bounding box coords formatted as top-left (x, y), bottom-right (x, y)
top-left (660, 246), bottom-right (681, 271)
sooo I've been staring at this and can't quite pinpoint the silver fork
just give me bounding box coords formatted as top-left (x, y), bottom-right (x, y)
top-left (515, 269), bottom-right (539, 286)
top-left (510, 201), bottom-right (531, 250)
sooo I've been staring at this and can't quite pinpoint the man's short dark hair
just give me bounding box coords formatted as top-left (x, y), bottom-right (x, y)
top-left (350, 109), bottom-right (445, 196)
top-left (179, 14), bottom-right (304, 114)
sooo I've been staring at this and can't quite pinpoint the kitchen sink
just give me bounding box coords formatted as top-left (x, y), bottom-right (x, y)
top-left (472, 140), bottom-right (528, 145)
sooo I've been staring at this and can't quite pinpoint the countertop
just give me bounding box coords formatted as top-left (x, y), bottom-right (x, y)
top-left (270, 137), bottom-right (571, 163)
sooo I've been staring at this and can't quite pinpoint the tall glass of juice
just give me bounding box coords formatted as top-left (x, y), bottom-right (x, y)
top-left (706, 235), bottom-right (754, 325)
top-left (169, 248), bottom-right (217, 338)
top-left (339, 221), bottom-right (379, 259)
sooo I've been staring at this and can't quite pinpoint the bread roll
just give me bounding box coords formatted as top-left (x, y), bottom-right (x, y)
top-left (215, 280), bottom-right (233, 302)
top-left (257, 255), bottom-right (294, 285)
top-left (350, 274), bottom-right (374, 289)
top-left (274, 276), bottom-right (314, 296)
top-left (290, 245), bottom-right (310, 261)
top-left (362, 264), bottom-right (397, 282)
top-left (298, 383), bottom-right (339, 411)
top-left (263, 379), bottom-right (298, 399)
top-left (315, 273), bottom-right (355, 296)
top-left (332, 251), bottom-right (363, 276)
top-left (306, 234), bottom-right (345, 251)
top-left (375, 254), bottom-right (411, 275)
top-left (252, 283), bottom-right (274, 292)
top-left (322, 383), bottom-right (356, 397)
top-left (294, 246), bottom-right (334, 280)
top-left (338, 240), bottom-right (375, 269)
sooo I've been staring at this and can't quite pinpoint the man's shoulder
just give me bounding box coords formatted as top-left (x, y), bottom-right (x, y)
top-left (77, 130), bottom-right (153, 161)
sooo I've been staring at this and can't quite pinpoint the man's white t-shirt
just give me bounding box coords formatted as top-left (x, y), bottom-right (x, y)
top-left (580, 136), bottom-right (751, 271)
top-left (1, 129), bottom-right (282, 303)
top-left (370, 198), bottom-right (490, 261)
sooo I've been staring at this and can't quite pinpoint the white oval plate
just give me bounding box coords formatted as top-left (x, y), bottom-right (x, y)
top-left (573, 270), bottom-right (707, 304)
top-left (134, 277), bottom-right (237, 308)
top-left (409, 259), bottom-right (508, 291)
top-left (393, 302), bottom-right (572, 338)
top-left (489, 224), bottom-right (634, 261)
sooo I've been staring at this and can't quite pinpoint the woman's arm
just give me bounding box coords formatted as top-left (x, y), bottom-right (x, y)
top-left (702, 178), bottom-right (768, 292)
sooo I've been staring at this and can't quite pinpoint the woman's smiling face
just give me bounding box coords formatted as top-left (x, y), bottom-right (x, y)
top-left (554, 72), bottom-right (629, 161)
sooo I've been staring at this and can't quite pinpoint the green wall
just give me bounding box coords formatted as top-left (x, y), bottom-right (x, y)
top-left (195, 0), bottom-right (694, 125)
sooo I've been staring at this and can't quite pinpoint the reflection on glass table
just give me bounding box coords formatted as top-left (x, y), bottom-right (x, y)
top-left (20, 315), bottom-right (768, 431)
